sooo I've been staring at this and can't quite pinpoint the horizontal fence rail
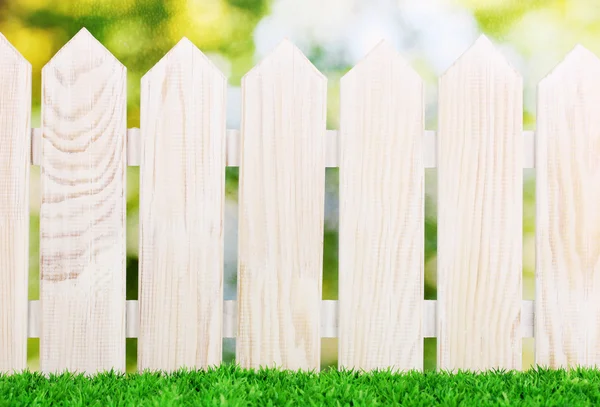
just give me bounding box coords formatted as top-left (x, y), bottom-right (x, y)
top-left (25, 300), bottom-right (536, 339)
top-left (31, 129), bottom-right (536, 168)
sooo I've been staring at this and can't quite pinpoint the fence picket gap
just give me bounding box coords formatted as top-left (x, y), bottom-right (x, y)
top-left (237, 39), bottom-right (327, 372)
top-left (535, 45), bottom-right (600, 369)
top-left (40, 28), bottom-right (127, 374)
top-left (338, 41), bottom-right (424, 373)
top-left (138, 38), bottom-right (226, 372)
top-left (437, 35), bottom-right (523, 372)
top-left (0, 34), bottom-right (31, 374)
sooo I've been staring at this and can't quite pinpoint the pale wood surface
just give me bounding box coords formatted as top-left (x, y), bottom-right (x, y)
top-left (536, 46), bottom-right (600, 368)
top-left (138, 38), bottom-right (226, 371)
top-left (40, 29), bottom-right (126, 374)
top-left (237, 40), bottom-right (326, 371)
top-left (30, 128), bottom-right (537, 169)
top-left (28, 299), bottom-right (536, 340)
top-left (127, 128), bottom-right (140, 166)
top-left (0, 34), bottom-right (31, 373)
top-left (338, 41), bottom-right (424, 372)
top-left (437, 36), bottom-right (522, 371)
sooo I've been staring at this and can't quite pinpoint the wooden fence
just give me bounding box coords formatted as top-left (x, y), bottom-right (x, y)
top-left (0, 27), bottom-right (598, 375)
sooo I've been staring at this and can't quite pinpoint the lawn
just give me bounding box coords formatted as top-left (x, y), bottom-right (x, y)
top-left (1, 364), bottom-right (599, 406)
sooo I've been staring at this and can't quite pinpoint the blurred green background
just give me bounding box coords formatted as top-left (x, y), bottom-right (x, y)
top-left (1, 0), bottom-right (599, 372)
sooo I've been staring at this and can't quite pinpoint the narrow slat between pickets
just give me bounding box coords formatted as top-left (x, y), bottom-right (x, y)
top-left (0, 34), bottom-right (31, 374)
top-left (40, 28), bottom-right (126, 375)
top-left (535, 46), bottom-right (600, 368)
top-left (138, 38), bottom-right (226, 372)
top-left (437, 36), bottom-right (523, 372)
top-left (338, 41), bottom-right (424, 373)
top-left (237, 40), bottom-right (326, 372)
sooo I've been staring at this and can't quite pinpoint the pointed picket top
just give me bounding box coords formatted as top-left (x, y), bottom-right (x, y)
top-left (243, 38), bottom-right (325, 83)
top-left (441, 34), bottom-right (520, 79)
top-left (0, 33), bottom-right (32, 69)
top-left (341, 39), bottom-right (421, 85)
top-left (351, 38), bottom-right (397, 65)
top-left (539, 44), bottom-right (600, 88)
top-left (142, 37), bottom-right (226, 84)
top-left (43, 28), bottom-right (124, 73)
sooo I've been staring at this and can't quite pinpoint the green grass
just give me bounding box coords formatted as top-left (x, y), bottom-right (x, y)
top-left (1, 364), bottom-right (600, 406)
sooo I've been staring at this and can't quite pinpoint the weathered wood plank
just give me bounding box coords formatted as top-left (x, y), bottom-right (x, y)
top-left (40, 28), bottom-right (126, 374)
top-left (0, 34), bottom-right (31, 374)
top-left (338, 41), bottom-right (424, 372)
top-left (138, 38), bottom-right (226, 372)
top-left (237, 40), bottom-right (326, 371)
top-left (536, 46), bottom-right (600, 368)
top-left (437, 35), bottom-right (522, 371)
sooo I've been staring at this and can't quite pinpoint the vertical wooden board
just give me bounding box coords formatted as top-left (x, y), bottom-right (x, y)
top-left (237, 40), bottom-right (326, 372)
top-left (138, 38), bottom-right (226, 372)
top-left (437, 36), bottom-right (522, 371)
top-left (0, 34), bottom-right (31, 373)
top-left (40, 29), bottom-right (126, 374)
top-left (338, 41), bottom-right (424, 373)
top-left (536, 46), bottom-right (600, 368)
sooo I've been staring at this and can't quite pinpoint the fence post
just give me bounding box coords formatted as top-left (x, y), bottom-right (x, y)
top-left (0, 33), bottom-right (31, 374)
top-left (338, 41), bottom-right (424, 373)
top-left (138, 38), bottom-right (226, 372)
top-left (535, 45), bottom-right (600, 369)
top-left (40, 28), bottom-right (126, 374)
top-left (237, 40), bottom-right (327, 372)
top-left (437, 35), bottom-right (523, 371)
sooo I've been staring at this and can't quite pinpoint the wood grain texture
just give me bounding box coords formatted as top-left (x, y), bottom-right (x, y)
top-left (536, 46), bottom-right (600, 368)
top-left (27, 298), bottom-right (537, 340)
top-left (138, 38), bottom-right (226, 372)
top-left (31, 129), bottom-right (538, 169)
top-left (437, 36), bottom-right (522, 372)
top-left (40, 28), bottom-right (126, 374)
top-left (0, 34), bottom-right (31, 374)
top-left (237, 40), bottom-right (326, 371)
top-left (338, 41), bottom-right (424, 372)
